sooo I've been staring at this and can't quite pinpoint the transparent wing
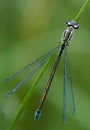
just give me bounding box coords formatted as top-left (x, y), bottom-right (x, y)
top-left (63, 47), bottom-right (67, 123)
top-left (4, 45), bottom-right (60, 82)
top-left (5, 45), bottom-right (60, 97)
top-left (63, 47), bottom-right (75, 123)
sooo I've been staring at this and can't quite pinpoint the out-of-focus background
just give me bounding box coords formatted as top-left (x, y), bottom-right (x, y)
top-left (0, 0), bottom-right (90, 130)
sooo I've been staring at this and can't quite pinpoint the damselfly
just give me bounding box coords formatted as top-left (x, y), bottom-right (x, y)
top-left (4, 20), bottom-right (79, 123)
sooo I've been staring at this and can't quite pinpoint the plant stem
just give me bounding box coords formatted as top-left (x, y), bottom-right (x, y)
top-left (8, 57), bottom-right (53, 130)
top-left (74, 0), bottom-right (90, 21)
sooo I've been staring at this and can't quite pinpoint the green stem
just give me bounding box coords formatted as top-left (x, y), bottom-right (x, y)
top-left (74, 0), bottom-right (90, 21)
top-left (8, 57), bottom-right (53, 130)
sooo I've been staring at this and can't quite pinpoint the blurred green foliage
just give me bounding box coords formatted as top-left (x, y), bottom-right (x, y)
top-left (0, 0), bottom-right (90, 130)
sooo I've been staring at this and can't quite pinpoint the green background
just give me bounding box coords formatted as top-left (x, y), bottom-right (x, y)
top-left (0, 0), bottom-right (90, 130)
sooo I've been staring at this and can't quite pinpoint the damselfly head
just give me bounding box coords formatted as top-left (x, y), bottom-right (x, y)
top-left (66, 20), bottom-right (79, 29)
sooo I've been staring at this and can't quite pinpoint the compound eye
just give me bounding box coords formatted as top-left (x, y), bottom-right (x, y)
top-left (73, 23), bottom-right (79, 29)
top-left (66, 21), bottom-right (72, 26)
top-left (66, 20), bottom-right (79, 29)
